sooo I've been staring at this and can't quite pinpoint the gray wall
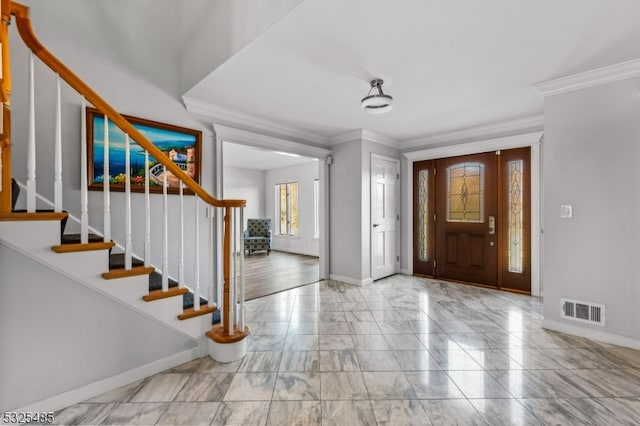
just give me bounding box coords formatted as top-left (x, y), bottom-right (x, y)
top-left (329, 140), bottom-right (362, 281)
top-left (542, 76), bottom-right (640, 340)
top-left (329, 138), bottom-right (400, 283)
top-left (0, 244), bottom-right (197, 411)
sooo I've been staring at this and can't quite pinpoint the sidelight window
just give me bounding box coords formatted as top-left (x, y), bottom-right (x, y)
top-left (508, 160), bottom-right (524, 273)
top-left (417, 169), bottom-right (429, 261)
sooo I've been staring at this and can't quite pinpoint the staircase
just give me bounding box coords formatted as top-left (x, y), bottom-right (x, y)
top-left (0, 0), bottom-right (249, 365)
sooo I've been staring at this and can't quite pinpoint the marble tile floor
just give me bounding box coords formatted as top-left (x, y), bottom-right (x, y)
top-left (53, 275), bottom-right (640, 425)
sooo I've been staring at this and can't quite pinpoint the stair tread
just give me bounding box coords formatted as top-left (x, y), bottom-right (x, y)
top-left (61, 233), bottom-right (104, 244)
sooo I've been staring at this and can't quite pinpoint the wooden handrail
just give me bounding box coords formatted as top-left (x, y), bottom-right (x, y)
top-left (10, 3), bottom-right (244, 209)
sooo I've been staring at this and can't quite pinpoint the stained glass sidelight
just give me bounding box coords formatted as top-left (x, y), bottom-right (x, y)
top-left (446, 163), bottom-right (484, 222)
top-left (417, 169), bottom-right (429, 261)
top-left (508, 160), bottom-right (524, 273)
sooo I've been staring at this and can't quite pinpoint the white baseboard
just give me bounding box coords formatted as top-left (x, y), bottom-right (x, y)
top-left (542, 318), bottom-right (640, 350)
top-left (14, 347), bottom-right (200, 413)
top-left (329, 274), bottom-right (372, 286)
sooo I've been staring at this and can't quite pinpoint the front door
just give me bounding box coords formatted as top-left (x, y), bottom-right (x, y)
top-left (371, 155), bottom-right (399, 280)
top-left (435, 152), bottom-right (498, 286)
top-left (413, 147), bottom-right (531, 292)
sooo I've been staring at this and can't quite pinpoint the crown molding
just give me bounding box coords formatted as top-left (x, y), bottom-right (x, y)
top-left (534, 58), bottom-right (640, 97)
top-left (213, 124), bottom-right (332, 159)
top-left (403, 131), bottom-right (543, 162)
top-left (361, 129), bottom-right (400, 148)
top-left (329, 129), bottom-right (400, 148)
top-left (401, 115), bottom-right (544, 149)
top-left (183, 96), bottom-right (329, 146)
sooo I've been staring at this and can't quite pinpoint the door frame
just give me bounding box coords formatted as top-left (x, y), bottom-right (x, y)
top-left (371, 153), bottom-right (401, 280)
top-left (213, 124), bottom-right (333, 296)
top-left (403, 131), bottom-right (543, 296)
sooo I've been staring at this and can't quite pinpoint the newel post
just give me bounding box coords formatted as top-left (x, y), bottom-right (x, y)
top-left (0, 0), bottom-right (12, 213)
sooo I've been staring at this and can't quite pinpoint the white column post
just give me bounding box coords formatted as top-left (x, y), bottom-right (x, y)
top-left (80, 98), bottom-right (89, 243)
top-left (178, 182), bottom-right (185, 287)
top-left (208, 206), bottom-right (215, 307)
top-left (53, 74), bottom-right (63, 212)
top-left (124, 134), bottom-right (132, 270)
top-left (102, 115), bottom-right (110, 242)
top-left (26, 52), bottom-right (36, 212)
top-left (144, 150), bottom-right (151, 267)
top-left (162, 166), bottom-right (168, 292)
top-left (194, 196), bottom-right (201, 310)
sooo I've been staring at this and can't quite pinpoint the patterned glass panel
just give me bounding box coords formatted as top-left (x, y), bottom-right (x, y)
top-left (417, 169), bottom-right (429, 261)
top-left (446, 163), bottom-right (485, 222)
top-left (508, 160), bottom-right (524, 273)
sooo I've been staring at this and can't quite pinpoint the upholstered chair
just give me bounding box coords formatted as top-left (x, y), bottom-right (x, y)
top-left (244, 218), bottom-right (272, 255)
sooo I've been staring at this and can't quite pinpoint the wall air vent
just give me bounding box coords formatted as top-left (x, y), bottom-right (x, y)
top-left (561, 298), bottom-right (605, 326)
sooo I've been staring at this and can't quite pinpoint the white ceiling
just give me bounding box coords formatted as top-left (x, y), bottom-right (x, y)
top-left (223, 142), bottom-right (317, 170)
top-left (185, 0), bottom-right (640, 144)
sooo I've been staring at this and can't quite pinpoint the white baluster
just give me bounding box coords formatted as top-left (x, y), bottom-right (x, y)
top-left (80, 98), bottom-right (89, 243)
top-left (179, 181), bottom-right (184, 287)
top-left (53, 74), bottom-right (62, 212)
top-left (208, 206), bottom-right (215, 307)
top-left (194, 196), bottom-right (201, 311)
top-left (124, 134), bottom-right (132, 270)
top-left (144, 150), bottom-right (151, 267)
top-left (26, 51), bottom-right (36, 212)
top-left (162, 166), bottom-right (168, 292)
top-left (228, 207), bottom-right (235, 335)
top-left (240, 206), bottom-right (245, 330)
top-left (103, 114), bottom-right (110, 242)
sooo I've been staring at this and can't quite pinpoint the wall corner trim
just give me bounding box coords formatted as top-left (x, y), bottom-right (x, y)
top-left (534, 58), bottom-right (640, 97)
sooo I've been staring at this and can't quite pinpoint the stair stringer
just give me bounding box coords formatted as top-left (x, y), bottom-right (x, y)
top-left (0, 220), bottom-right (214, 339)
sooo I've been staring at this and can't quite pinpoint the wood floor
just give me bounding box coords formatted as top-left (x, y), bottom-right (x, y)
top-left (243, 250), bottom-right (319, 300)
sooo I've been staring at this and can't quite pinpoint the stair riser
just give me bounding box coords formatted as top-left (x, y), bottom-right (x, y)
top-left (1, 220), bottom-right (212, 340)
top-left (0, 221), bottom-right (60, 250)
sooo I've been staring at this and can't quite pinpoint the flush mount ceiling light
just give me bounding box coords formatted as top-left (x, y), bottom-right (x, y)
top-left (361, 79), bottom-right (393, 114)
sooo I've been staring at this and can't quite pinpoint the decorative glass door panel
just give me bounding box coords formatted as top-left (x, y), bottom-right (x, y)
top-left (413, 147), bottom-right (531, 293)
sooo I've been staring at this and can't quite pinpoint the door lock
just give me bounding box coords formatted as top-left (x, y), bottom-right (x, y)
top-left (373, 223), bottom-right (380, 227)
top-left (488, 216), bottom-right (495, 235)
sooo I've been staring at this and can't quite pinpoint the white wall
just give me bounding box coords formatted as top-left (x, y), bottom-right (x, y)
top-left (0, 243), bottom-right (197, 411)
top-left (542, 76), bottom-right (640, 345)
top-left (224, 165), bottom-right (266, 230)
top-left (265, 161), bottom-right (319, 256)
top-left (179, 0), bottom-right (304, 93)
top-left (10, 2), bottom-right (219, 293)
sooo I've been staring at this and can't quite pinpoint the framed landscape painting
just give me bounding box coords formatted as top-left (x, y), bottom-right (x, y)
top-left (87, 107), bottom-right (202, 194)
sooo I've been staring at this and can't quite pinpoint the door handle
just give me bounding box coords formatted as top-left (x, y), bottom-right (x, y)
top-left (488, 216), bottom-right (495, 235)
top-left (373, 223), bottom-right (380, 227)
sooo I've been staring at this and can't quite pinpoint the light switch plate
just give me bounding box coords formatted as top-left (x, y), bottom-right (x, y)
top-left (560, 205), bottom-right (573, 219)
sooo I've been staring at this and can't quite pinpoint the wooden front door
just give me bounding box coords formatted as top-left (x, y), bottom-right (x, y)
top-left (413, 147), bottom-right (531, 293)
top-left (435, 152), bottom-right (499, 286)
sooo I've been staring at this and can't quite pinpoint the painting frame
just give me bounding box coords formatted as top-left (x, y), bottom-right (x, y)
top-left (86, 107), bottom-right (202, 195)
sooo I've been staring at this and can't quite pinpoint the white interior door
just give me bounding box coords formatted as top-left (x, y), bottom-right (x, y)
top-left (371, 155), bottom-right (399, 280)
